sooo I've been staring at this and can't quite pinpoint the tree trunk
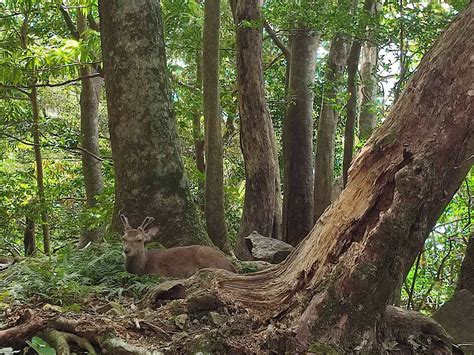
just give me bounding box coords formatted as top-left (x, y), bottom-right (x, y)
top-left (313, 34), bottom-right (350, 222)
top-left (98, 0), bottom-right (210, 247)
top-left (197, 5), bottom-right (473, 351)
top-left (359, 43), bottom-right (378, 141)
top-left (30, 87), bottom-right (51, 255)
top-left (192, 54), bottom-right (205, 208)
top-left (343, 0), bottom-right (375, 188)
top-left (232, 0), bottom-right (278, 259)
top-left (23, 216), bottom-right (35, 257)
top-left (282, 30), bottom-right (319, 246)
top-left (77, 11), bottom-right (105, 248)
top-left (203, 0), bottom-right (231, 253)
top-left (359, 1), bottom-right (381, 141)
top-left (457, 232), bottom-right (474, 293)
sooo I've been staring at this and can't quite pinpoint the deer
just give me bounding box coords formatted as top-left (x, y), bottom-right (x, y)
top-left (120, 214), bottom-right (237, 278)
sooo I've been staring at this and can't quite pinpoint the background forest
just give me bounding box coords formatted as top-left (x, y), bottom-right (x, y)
top-left (0, 0), bottom-right (472, 352)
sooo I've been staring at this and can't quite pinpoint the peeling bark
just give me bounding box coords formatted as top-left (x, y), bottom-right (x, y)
top-left (98, 1), bottom-right (210, 246)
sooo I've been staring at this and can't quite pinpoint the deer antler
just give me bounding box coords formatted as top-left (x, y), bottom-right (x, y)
top-left (138, 216), bottom-right (155, 231)
top-left (120, 214), bottom-right (132, 230)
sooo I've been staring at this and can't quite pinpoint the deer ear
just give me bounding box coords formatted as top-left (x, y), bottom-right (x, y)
top-left (120, 214), bottom-right (132, 230)
top-left (145, 226), bottom-right (159, 241)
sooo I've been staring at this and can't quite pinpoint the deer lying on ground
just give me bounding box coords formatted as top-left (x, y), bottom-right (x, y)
top-left (120, 214), bottom-right (237, 278)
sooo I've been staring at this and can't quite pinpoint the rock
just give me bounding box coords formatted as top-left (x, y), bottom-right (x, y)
top-left (245, 231), bottom-right (294, 264)
top-left (433, 289), bottom-right (474, 354)
top-left (175, 314), bottom-right (188, 330)
top-left (209, 311), bottom-right (226, 326)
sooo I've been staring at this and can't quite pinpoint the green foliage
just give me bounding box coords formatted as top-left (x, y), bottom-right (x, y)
top-left (26, 336), bottom-right (56, 355)
top-left (0, 242), bottom-right (161, 306)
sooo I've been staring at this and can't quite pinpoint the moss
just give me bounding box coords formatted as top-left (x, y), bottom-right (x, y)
top-left (308, 342), bottom-right (343, 354)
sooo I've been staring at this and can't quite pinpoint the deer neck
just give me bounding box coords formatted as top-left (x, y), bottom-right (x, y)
top-left (124, 249), bottom-right (147, 275)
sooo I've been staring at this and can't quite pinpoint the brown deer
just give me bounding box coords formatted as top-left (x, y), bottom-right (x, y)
top-left (120, 215), bottom-right (237, 278)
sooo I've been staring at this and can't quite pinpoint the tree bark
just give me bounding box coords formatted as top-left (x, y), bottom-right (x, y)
top-left (30, 88), bottom-right (51, 255)
top-left (359, 1), bottom-right (381, 141)
top-left (282, 30), bottom-right (319, 246)
top-left (201, 5), bottom-right (473, 351)
top-left (343, 0), bottom-right (375, 188)
top-left (232, 0), bottom-right (278, 259)
top-left (77, 11), bottom-right (105, 248)
top-left (313, 34), bottom-right (350, 222)
top-left (457, 232), bottom-right (474, 293)
top-left (203, 0), bottom-right (231, 253)
top-left (98, 0), bottom-right (210, 247)
top-left (359, 44), bottom-right (378, 141)
top-left (23, 216), bottom-right (35, 257)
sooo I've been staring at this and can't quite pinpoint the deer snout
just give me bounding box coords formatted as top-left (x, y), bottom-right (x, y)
top-left (123, 246), bottom-right (132, 255)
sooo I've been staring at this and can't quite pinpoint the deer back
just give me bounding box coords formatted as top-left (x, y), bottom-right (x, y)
top-left (144, 245), bottom-right (237, 278)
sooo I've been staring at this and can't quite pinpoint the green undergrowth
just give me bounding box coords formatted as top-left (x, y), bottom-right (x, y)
top-left (0, 242), bottom-right (161, 308)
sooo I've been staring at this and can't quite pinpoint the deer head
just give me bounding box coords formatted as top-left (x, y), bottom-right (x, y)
top-left (120, 214), bottom-right (159, 258)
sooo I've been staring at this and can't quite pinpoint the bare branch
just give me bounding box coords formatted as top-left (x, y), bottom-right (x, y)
top-left (263, 20), bottom-right (290, 61)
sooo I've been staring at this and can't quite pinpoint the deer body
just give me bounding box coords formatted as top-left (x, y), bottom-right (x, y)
top-left (120, 215), bottom-right (236, 278)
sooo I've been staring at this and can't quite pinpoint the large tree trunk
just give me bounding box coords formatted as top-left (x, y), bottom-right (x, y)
top-left (282, 30), bottom-right (319, 246)
top-left (98, 0), bottom-right (210, 247)
top-left (201, 5), bottom-right (473, 351)
top-left (313, 34), bottom-right (350, 222)
top-left (232, 0), bottom-right (278, 259)
top-left (77, 11), bottom-right (105, 248)
top-left (203, 0), bottom-right (231, 253)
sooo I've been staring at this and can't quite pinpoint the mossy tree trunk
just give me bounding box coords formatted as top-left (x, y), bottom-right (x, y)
top-left (77, 11), bottom-right (105, 248)
top-left (98, 0), bottom-right (210, 247)
top-left (282, 29), bottom-right (319, 246)
top-left (203, 0), bottom-right (231, 253)
top-left (232, 0), bottom-right (279, 259)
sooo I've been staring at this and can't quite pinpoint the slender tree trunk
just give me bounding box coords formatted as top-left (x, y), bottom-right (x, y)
top-left (313, 34), bottom-right (350, 222)
top-left (194, 7), bottom-right (473, 351)
top-left (203, 0), bottom-right (231, 253)
top-left (30, 88), bottom-right (51, 255)
top-left (232, 0), bottom-right (278, 259)
top-left (359, 45), bottom-right (378, 141)
top-left (394, 0), bottom-right (407, 103)
top-left (77, 12), bottom-right (104, 248)
top-left (192, 55), bottom-right (205, 210)
top-left (23, 216), bottom-right (35, 257)
top-left (282, 30), bottom-right (319, 246)
top-left (358, 1), bottom-right (380, 141)
top-left (343, 0), bottom-right (374, 187)
top-left (98, 0), bottom-right (210, 247)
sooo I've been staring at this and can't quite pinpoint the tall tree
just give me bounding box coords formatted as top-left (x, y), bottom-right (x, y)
top-left (359, 1), bottom-right (381, 141)
top-left (203, 0), bottom-right (231, 253)
top-left (175, 5), bottom-right (472, 351)
top-left (19, 14), bottom-right (51, 255)
top-left (231, 0), bottom-right (279, 259)
top-left (282, 29), bottom-right (319, 246)
top-left (98, 0), bottom-right (210, 247)
top-left (343, 0), bottom-right (374, 187)
top-left (77, 11), bottom-right (105, 248)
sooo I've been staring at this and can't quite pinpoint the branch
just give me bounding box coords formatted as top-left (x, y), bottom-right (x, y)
top-left (263, 21), bottom-right (290, 61)
top-left (1, 73), bottom-right (101, 89)
top-left (87, 14), bottom-right (100, 32)
top-left (59, 5), bottom-right (80, 40)
top-left (0, 132), bottom-right (110, 163)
